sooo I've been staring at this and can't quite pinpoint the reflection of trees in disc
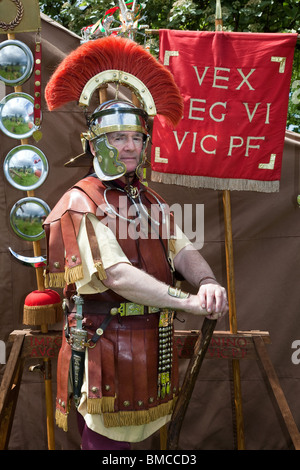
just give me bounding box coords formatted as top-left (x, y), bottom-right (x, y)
top-left (0, 40), bottom-right (33, 86)
top-left (9, 167), bottom-right (39, 187)
top-left (0, 93), bottom-right (39, 139)
top-left (14, 215), bottom-right (44, 237)
top-left (14, 202), bottom-right (46, 237)
top-left (1, 115), bottom-right (33, 135)
top-left (4, 145), bottom-right (48, 191)
top-left (10, 198), bottom-right (50, 241)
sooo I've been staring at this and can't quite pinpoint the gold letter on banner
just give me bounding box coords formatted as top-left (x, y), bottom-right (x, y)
top-left (164, 50), bottom-right (179, 66)
top-left (258, 154), bottom-right (276, 170)
top-left (271, 57), bottom-right (286, 73)
top-left (155, 147), bottom-right (168, 164)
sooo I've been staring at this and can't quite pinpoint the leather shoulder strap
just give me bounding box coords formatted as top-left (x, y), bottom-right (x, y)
top-left (73, 176), bottom-right (106, 209)
top-left (44, 176), bottom-right (105, 225)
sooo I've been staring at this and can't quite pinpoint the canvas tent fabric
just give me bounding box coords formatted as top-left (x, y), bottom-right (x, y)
top-left (0, 14), bottom-right (300, 450)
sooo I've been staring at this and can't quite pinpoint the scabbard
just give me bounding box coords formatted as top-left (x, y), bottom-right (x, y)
top-left (70, 295), bottom-right (87, 408)
top-left (71, 349), bottom-right (86, 407)
top-left (70, 304), bottom-right (117, 407)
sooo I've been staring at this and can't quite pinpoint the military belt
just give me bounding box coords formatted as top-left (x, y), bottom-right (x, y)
top-left (87, 303), bottom-right (160, 347)
top-left (110, 303), bottom-right (160, 316)
top-left (66, 300), bottom-right (160, 346)
top-left (67, 299), bottom-right (160, 316)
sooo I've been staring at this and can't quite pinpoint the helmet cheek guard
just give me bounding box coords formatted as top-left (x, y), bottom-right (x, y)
top-left (91, 134), bottom-right (126, 181)
top-left (136, 134), bottom-right (150, 180)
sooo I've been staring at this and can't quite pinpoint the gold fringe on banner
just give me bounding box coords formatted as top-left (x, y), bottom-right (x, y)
top-left (23, 302), bottom-right (63, 326)
top-left (151, 171), bottom-right (280, 193)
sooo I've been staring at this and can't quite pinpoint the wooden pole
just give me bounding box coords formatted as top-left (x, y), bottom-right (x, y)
top-left (144, 4), bottom-right (246, 448)
top-left (43, 358), bottom-right (55, 450)
top-left (215, 1), bottom-right (245, 449)
top-left (7, 33), bottom-right (45, 307)
top-left (223, 190), bottom-right (245, 449)
top-left (98, 83), bottom-right (108, 104)
top-left (6, 32), bottom-right (55, 449)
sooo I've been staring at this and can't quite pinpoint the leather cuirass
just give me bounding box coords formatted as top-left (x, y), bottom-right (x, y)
top-left (44, 176), bottom-right (179, 432)
top-left (43, 175), bottom-right (175, 300)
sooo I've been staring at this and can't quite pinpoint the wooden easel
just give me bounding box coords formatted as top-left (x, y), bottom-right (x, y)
top-left (1, 2), bottom-right (299, 451)
top-left (173, 330), bottom-right (300, 450)
top-left (1, 328), bottom-right (300, 449)
top-left (0, 330), bottom-right (58, 450)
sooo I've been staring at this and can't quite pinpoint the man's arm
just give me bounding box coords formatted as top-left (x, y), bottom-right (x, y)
top-left (102, 247), bottom-right (227, 319)
top-left (173, 244), bottom-right (228, 316)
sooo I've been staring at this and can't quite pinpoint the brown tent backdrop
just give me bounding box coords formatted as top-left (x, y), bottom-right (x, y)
top-left (0, 14), bottom-right (300, 450)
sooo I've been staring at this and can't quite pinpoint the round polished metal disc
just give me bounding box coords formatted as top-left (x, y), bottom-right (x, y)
top-left (10, 197), bottom-right (50, 241)
top-left (4, 145), bottom-right (48, 191)
top-left (0, 40), bottom-right (34, 86)
top-left (0, 92), bottom-right (41, 139)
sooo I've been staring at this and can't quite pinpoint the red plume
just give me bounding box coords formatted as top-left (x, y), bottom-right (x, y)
top-left (45, 36), bottom-right (183, 127)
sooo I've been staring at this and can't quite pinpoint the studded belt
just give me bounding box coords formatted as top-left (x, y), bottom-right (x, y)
top-left (110, 303), bottom-right (160, 316)
top-left (66, 298), bottom-right (160, 316)
top-left (65, 299), bottom-right (161, 346)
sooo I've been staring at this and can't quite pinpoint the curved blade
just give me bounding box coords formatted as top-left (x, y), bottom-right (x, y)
top-left (8, 247), bottom-right (46, 267)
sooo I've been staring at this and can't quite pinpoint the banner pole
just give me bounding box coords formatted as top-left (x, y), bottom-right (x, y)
top-left (6, 31), bottom-right (55, 451)
top-left (215, 0), bottom-right (245, 449)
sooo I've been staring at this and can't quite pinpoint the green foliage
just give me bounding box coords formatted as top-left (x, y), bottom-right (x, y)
top-left (39, 0), bottom-right (300, 132)
top-left (287, 46), bottom-right (300, 133)
top-left (39, 0), bottom-right (116, 33)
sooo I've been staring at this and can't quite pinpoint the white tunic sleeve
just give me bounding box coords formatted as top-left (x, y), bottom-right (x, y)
top-left (76, 213), bottom-right (192, 294)
top-left (76, 213), bottom-right (131, 294)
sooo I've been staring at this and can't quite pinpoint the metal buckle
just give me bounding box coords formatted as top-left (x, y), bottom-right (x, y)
top-left (148, 306), bottom-right (160, 313)
top-left (85, 339), bottom-right (97, 349)
top-left (119, 302), bottom-right (145, 316)
top-left (110, 303), bottom-right (160, 316)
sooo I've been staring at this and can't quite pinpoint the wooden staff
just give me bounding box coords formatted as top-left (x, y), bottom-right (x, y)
top-left (165, 0), bottom-right (245, 450)
top-left (167, 318), bottom-right (217, 450)
top-left (223, 190), bottom-right (245, 449)
top-left (7, 31), bottom-right (55, 450)
top-left (7, 33), bottom-right (45, 307)
top-left (215, 0), bottom-right (245, 449)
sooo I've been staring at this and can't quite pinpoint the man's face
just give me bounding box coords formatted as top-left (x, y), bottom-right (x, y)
top-left (107, 131), bottom-right (144, 174)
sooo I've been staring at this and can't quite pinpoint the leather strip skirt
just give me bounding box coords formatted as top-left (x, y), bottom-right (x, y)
top-left (56, 305), bottom-right (179, 430)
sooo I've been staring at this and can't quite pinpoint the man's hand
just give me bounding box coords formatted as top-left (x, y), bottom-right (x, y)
top-left (197, 282), bottom-right (228, 320)
top-left (102, 261), bottom-right (228, 320)
top-left (173, 245), bottom-right (228, 320)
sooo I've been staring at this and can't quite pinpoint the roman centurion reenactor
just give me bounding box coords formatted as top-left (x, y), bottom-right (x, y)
top-left (43, 35), bottom-right (228, 450)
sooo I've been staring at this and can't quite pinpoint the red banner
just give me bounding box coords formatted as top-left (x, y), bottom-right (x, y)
top-left (151, 30), bottom-right (297, 192)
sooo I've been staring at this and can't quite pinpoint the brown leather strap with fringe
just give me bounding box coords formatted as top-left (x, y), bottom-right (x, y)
top-left (85, 215), bottom-right (107, 280)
